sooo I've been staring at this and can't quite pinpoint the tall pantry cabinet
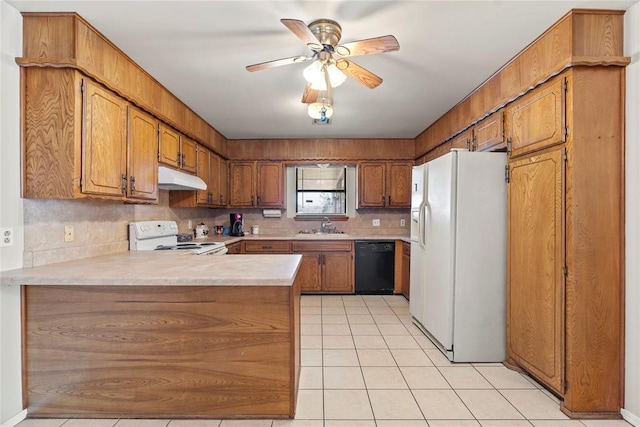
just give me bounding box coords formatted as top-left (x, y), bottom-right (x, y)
top-left (505, 66), bottom-right (624, 417)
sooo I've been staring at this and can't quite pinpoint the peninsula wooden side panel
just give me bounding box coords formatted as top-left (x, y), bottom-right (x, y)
top-left (23, 285), bottom-right (301, 419)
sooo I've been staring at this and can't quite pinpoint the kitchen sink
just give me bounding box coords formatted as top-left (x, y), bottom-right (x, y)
top-left (295, 230), bottom-right (349, 239)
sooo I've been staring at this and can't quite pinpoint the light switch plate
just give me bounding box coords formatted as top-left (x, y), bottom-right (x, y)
top-left (400, 219), bottom-right (406, 227)
top-left (372, 219), bottom-right (380, 227)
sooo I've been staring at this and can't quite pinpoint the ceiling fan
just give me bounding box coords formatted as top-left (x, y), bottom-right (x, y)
top-left (246, 18), bottom-right (400, 105)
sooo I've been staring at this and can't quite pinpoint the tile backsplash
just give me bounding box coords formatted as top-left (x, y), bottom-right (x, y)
top-left (23, 192), bottom-right (409, 267)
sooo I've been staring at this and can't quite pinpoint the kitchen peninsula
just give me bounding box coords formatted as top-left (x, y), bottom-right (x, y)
top-left (1, 252), bottom-right (302, 419)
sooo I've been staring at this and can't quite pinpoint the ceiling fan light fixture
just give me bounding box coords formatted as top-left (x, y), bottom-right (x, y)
top-left (303, 61), bottom-right (346, 90)
top-left (308, 101), bottom-right (334, 120)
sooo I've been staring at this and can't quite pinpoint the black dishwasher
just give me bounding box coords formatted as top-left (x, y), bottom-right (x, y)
top-left (355, 240), bottom-right (395, 295)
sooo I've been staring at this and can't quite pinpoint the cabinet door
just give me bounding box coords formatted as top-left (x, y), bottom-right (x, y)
top-left (180, 136), bottom-right (198, 174)
top-left (127, 106), bottom-right (158, 201)
top-left (226, 242), bottom-right (242, 254)
top-left (208, 152), bottom-right (221, 206)
top-left (82, 79), bottom-right (127, 197)
top-left (296, 253), bottom-right (322, 293)
top-left (387, 162), bottom-right (412, 208)
top-left (159, 124), bottom-right (181, 168)
top-left (505, 77), bottom-right (566, 158)
top-left (358, 162), bottom-right (386, 207)
top-left (219, 158), bottom-right (228, 207)
top-left (195, 146), bottom-right (211, 205)
top-left (401, 242), bottom-right (410, 300)
top-left (421, 141), bottom-right (452, 164)
top-left (256, 162), bottom-right (284, 207)
top-left (229, 162), bottom-right (256, 207)
top-left (450, 128), bottom-right (473, 150)
top-left (323, 252), bottom-right (354, 293)
top-left (507, 148), bottom-right (564, 394)
top-left (474, 109), bottom-right (504, 152)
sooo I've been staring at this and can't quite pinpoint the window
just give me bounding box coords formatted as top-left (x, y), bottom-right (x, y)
top-left (296, 165), bottom-right (346, 216)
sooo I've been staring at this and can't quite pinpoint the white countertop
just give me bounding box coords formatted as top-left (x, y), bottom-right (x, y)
top-left (0, 251), bottom-right (302, 287)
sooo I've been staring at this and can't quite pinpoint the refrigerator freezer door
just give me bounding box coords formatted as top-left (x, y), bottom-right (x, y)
top-left (410, 164), bottom-right (426, 322)
top-left (421, 152), bottom-right (457, 350)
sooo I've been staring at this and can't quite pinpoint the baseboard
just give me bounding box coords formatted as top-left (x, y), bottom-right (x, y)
top-left (622, 408), bottom-right (640, 426)
top-left (1, 409), bottom-right (26, 427)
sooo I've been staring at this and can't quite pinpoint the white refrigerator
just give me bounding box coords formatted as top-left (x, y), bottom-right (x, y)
top-left (410, 149), bottom-right (506, 362)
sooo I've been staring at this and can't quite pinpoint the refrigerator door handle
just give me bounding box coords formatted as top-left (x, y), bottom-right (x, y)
top-left (419, 202), bottom-right (427, 249)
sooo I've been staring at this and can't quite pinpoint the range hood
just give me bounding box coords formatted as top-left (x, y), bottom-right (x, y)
top-left (158, 166), bottom-right (207, 191)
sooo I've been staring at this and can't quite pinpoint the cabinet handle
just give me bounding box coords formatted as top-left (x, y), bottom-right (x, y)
top-left (130, 176), bottom-right (136, 195)
top-left (388, 195), bottom-right (391, 205)
top-left (472, 135), bottom-right (477, 151)
top-left (257, 195), bottom-right (261, 205)
top-left (381, 195), bottom-right (385, 204)
top-left (251, 195), bottom-right (255, 206)
top-left (181, 153), bottom-right (186, 168)
top-left (219, 195), bottom-right (223, 205)
top-left (177, 151), bottom-right (181, 166)
top-left (262, 245), bottom-right (272, 250)
top-left (121, 174), bottom-right (127, 195)
top-left (466, 139), bottom-right (471, 151)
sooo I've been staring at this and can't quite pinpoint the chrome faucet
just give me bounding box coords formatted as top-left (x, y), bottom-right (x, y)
top-left (320, 216), bottom-right (332, 233)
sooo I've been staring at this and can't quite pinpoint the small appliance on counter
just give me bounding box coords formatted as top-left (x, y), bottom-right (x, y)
top-left (230, 213), bottom-right (244, 236)
top-left (129, 220), bottom-right (227, 255)
top-left (194, 223), bottom-right (209, 238)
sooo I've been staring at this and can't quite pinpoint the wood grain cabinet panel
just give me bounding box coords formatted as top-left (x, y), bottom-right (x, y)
top-left (505, 68), bottom-right (624, 417)
top-left (169, 146), bottom-right (227, 208)
top-left (243, 240), bottom-right (291, 254)
top-left (473, 109), bottom-right (505, 152)
top-left (219, 158), bottom-right (229, 207)
top-left (22, 67), bottom-right (157, 203)
top-left (401, 242), bottom-right (410, 300)
top-left (81, 79), bottom-right (128, 197)
top-left (505, 77), bottom-right (566, 158)
top-left (127, 106), bottom-right (159, 201)
top-left (358, 162), bottom-right (412, 208)
top-left (292, 241), bottom-right (354, 294)
top-left (507, 148), bottom-right (565, 394)
top-left (180, 136), bottom-right (198, 174)
top-left (158, 124), bottom-right (181, 168)
top-left (450, 128), bottom-right (473, 150)
top-left (229, 162), bottom-right (285, 208)
top-left (195, 145), bottom-right (212, 205)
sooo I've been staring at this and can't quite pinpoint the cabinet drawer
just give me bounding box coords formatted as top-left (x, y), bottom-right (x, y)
top-left (292, 241), bottom-right (353, 252)
top-left (505, 76), bottom-right (566, 157)
top-left (243, 240), bottom-right (291, 253)
top-left (226, 242), bottom-right (242, 254)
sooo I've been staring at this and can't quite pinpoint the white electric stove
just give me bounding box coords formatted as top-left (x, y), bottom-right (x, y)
top-left (129, 221), bottom-right (227, 255)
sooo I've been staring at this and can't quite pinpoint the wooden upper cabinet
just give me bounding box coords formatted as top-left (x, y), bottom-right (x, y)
top-left (505, 77), bottom-right (566, 158)
top-left (507, 147), bottom-right (565, 395)
top-left (208, 152), bottom-right (221, 207)
top-left (358, 162), bottom-right (386, 207)
top-left (256, 162), bottom-right (285, 208)
top-left (473, 110), bottom-right (505, 152)
top-left (228, 161), bottom-right (284, 208)
top-left (180, 136), bottom-right (197, 174)
top-left (387, 162), bottom-right (412, 208)
top-left (127, 106), bottom-right (158, 201)
top-left (358, 161), bottom-right (412, 208)
top-left (219, 158), bottom-right (228, 207)
top-left (450, 128), bottom-right (472, 150)
top-left (229, 162), bottom-right (256, 207)
top-left (159, 124), bottom-right (181, 168)
top-left (195, 145), bottom-right (211, 205)
top-left (158, 124), bottom-right (197, 174)
top-left (82, 79), bottom-right (128, 197)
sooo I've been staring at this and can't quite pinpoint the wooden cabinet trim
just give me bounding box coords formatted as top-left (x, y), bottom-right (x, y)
top-left (292, 241), bottom-right (353, 252)
top-left (243, 240), bottom-right (291, 254)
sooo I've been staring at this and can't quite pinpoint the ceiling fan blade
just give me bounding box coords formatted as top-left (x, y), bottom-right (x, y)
top-left (281, 19), bottom-right (322, 50)
top-left (336, 58), bottom-right (383, 89)
top-left (246, 55), bottom-right (310, 72)
top-left (301, 83), bottom-right (321, 103)
top-left (336, 35), bottom-right (400, 57)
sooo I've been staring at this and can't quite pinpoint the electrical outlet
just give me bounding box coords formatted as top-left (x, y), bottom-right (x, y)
top-left (400, 219), bottom-right (406, 227)
top-left (64, 225), bottom-right (74, 242)
top-left (372, 219), bottom-right (380, 227)
top-left (1, 227), bottom-right (14, 247)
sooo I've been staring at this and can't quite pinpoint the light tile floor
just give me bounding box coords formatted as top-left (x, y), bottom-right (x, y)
top-left (16, 295), bottom-right (632, 427)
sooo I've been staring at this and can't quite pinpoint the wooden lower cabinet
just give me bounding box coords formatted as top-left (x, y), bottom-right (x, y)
top-left (225, 241), bottom-right (242, 254)
top-left (292, 241), bottom-right (354, 294)
top-left (243, 240), bottom-right (291, 254)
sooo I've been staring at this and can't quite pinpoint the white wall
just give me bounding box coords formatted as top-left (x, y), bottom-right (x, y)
top-left (0, 0), bottom-right (24, 425)
top-left (624, 2), bottom-right (640, 425)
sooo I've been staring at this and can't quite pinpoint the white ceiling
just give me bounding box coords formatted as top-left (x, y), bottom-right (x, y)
top-left (7, 0), bottom-right (638, 140)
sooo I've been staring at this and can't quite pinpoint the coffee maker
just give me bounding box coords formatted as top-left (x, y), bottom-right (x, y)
top-left (230, 213), bottom-right (244, 236)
